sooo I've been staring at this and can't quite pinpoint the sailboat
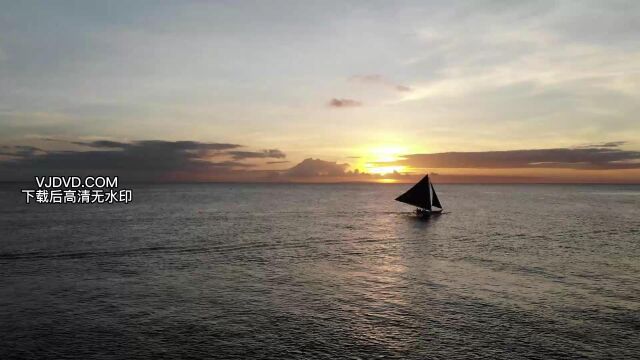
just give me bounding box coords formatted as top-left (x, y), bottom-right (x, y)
top-left (395, 174), bottom-right (443, 218)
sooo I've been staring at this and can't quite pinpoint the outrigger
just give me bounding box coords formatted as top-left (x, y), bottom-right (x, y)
top-left (395, 174), bottom-right (443, 218)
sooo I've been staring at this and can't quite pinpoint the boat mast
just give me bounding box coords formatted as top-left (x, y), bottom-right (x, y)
top-left (428, 177), bottom-right (432, 212)
top-left (425, 175), bottom-right (431, 211)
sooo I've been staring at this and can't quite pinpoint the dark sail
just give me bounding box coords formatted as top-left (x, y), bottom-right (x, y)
top-left (395, 174), bottom-right (431, 209)
top-left (431, 182), bottom-right (442, 209)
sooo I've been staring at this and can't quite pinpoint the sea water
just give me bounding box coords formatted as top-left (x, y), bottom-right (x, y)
top-left (1, 183), bottom-right (638, 359)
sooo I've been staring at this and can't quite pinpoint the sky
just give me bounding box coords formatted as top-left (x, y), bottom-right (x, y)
top-left (1, 0), bottom-right (640, 183)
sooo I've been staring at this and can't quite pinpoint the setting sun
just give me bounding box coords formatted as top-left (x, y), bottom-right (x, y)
top-left (358, 145), bottom-right (409, 175)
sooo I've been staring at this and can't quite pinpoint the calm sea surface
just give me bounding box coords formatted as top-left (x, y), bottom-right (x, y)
top-left (1, 183), bottom-right (639, 359)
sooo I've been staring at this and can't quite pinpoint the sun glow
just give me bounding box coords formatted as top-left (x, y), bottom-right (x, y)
top-left (366, 165), bottom-right (405, 175)
top-left (377, 178), bottom-right (398, 183)
top-left (360, 145), bottom-right (408, 175)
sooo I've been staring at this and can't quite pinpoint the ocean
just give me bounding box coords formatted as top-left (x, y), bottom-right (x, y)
top-left (1, 183), bottom-right (639, 359)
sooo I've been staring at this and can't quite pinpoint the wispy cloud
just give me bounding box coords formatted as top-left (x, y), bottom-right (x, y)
top-left (2, 2), bottom-right (639, 154)
top-left (350, 74), bottom-right (412, 92)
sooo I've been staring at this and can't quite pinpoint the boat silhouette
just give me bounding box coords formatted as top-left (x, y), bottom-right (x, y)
top-left (395, 174), bottom-right (443, 218)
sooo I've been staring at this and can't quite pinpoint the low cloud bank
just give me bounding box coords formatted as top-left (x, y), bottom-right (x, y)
top-left (378, 142), bottom-right (640, 170)
top-left (1, 140), bottom-right (639, 183)
top-left (0, 139), bottom-right (285, 181)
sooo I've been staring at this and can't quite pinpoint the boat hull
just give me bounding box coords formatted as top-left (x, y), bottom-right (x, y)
top-left (416, 208), bottom-right (442, 218)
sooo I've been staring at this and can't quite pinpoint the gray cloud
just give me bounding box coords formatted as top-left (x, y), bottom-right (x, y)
top-left (0, 145), bottom-right (44, 157)
top-left (70, 140), bottom-right (129, 149)
top-left (578, 141), bottom-right (627, 149)
top-left (379, 143), bottom-right (640, 170)
top-left (266, 160), bottom-right (290, 164)
top-left (228, 149), bottom-right (286, 160)
top-left (350, 74), bottom-right (412, 92)
top-left (328, 98), bottom-right (362, 108)
top-left (0, 139), bottom-right (276, 181)
top-left (70, 139), bottom-right (241, 152)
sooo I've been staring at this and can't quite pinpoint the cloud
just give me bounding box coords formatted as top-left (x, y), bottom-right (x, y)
top-left (70, 140), bottom-right (130, 149)
top-left (378, 143), bottom-right (640, 170)
top-left (227, 149), bottom-right (286, 160)
top-left (328, 98), bottom-right (362, 108)
top-left (3, 138), bottom-right (638, 183)
top-left (350, 74), bottom-right (412, 92)
top-left (578, 141), bottom-right (627, 149)
top-left (284, 158), bottom-right (349, 177)
top-left (266, 160), bottom-right (290, 164)
top-left (0, 145), bottom-right (44, 158)
top-left (278, 158), bottom-right (421, 183)
top-left (0, 139), bottom-right (279, 181)
top-left (70, 139), bottom-right (241, 151)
